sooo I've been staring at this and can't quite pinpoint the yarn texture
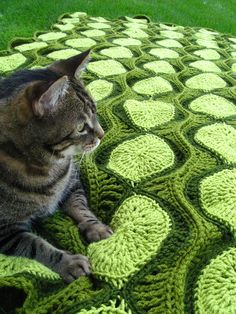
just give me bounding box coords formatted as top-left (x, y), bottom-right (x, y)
top-left (0, 11), bottom-right (236, 314)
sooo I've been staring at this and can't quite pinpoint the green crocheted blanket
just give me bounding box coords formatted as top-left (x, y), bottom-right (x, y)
top-left (0, 11), bottom-right (236, 314)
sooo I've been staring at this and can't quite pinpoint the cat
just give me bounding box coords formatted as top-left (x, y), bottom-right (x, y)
top-left (0, 50), bottom-right (112, 283)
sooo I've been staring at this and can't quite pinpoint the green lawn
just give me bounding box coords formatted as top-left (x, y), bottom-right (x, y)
top-left (0, 0), bottom-right (235, 50)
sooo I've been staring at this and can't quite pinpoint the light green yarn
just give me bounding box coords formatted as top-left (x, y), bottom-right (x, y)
top-left (231, 63), bottom-right (236, 72)
top-left (193, 49), bottom-right (221, 60)
top-left (100, 47), bottom-right (133, 59)
top-left (149, 48), bottom-right (179, 59)
top-left (195, 32), bottom-right (216, 40)
top-left (87, 23), bottom-right (111, 29)
top-left (160, 30), bottom-right (184, 39)
top-left (200, 169), bottom-right (236, 236)
top-left (38, 32), bottom-right (67, 41)
top-left (70, 12), bottom-right (87, 18)
top-left (123, 29), bottom-right (148, 38)
top-left (78, 300), bottom-right (132, 314)
top-left (132, 76), bottom-right (173, 95)
top-left (189, 60), bottom-right (221, 72)
top-left (156, 39), bottom-right (183, 48)
top-left (54, 23), bottom-right (75, 31)
top-left (195, 123), bottom-right (236, 163)
top-left (124, 99), bottom-right (175, 130)
top-left (159, 23), bottom-right (184, 31)
top-left (189, 94), bottom-right (236, 118)
top-left (196, 39), bottom-right (219, 48)
top-left (186, 73), bottom-right (226, 90)
top-left (14, 41), bottom-right (47, 52)
top-left (112, 38), bottom-right (142, 46)
top-left (143, 60), bottom-right (176, 74)
top-left (0, 53), bottom-right (26, 73)
top-left (61, 17), bottom-right (80, 24)
top-left (0, 254), bottom-right (59, 280)
top-left (86, 79), bottom-right (113, 101)
top-left (47, 48), bottom-right (80, 60)
top-left (195, 248), bottom-right (236, 314)
top-left (65, 38), bottom-right (96, 48)
top-left (88, 195), bottom-right (171, 288)
top-left (81, 29), bottom-right (106, 37)
top-left (107, 134), bottom-right (175, 182)
top-left (90, 16), bottom-right (109, 23)
top-left (199, 28), bottom-right (218, 35)
top-left (2, 11), bottom-right (236, 314)
top-left (124, 22), bottom-right (148, 29)
top-left (231, 52), bottom-right (236, 58)
top-left (88, 60), bottom-right (126, 77)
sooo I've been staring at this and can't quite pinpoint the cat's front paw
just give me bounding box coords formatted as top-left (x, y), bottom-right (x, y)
top-left (56, 253), bottom-right (91, 284)
top-left (81, 223), bottom-right (113, 243)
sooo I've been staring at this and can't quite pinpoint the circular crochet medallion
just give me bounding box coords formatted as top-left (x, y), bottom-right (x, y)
top-left (86, 79), bottom-right (113, 101)
top-left (160, 30), bottom-right (184, 39)
top-left (54, 23), bottom-right (75, 31)
top-left (124, 99), bottom-right (175, 130)
top-left (88, 195), bottom-right (171, 288)
top-left (107, 134), bottom-right (175, 182)
top-left (189, 60), bottom-right (221, 73)
top-left (38, 32), bottom-right (66, 41)
top-left (200, 169), bottom-right (236, 235)
top-left (15, 42), bottom-right (48, 52)
top-left (193, 49), bottom-right (220, 60)
top-left (195, 123), bottom-right (236, 164)
top-left (81, 29), bottom-right (106, 37)
top-left (149, 48), bottom-right (179, 59)
top-left (189, 94), bottom-right (236, 118)
top-left (123, 29), bottom-right (149, 38)
top-left (0, 53), bottom-right (26, 73)
top-left (133, 76), bottom-right (173, 95)
top-left (186, 73), bottom-right (226, 90)
top-left (156, 39), bottom-right (183, 48)
top-left (88, 60), bottom-right (126, 77)
top-left (112, 38), bottom-right (142, 46)
top-left (143, 60), bottom-right (175, 74)
top-left (195, 248), bottom-right (236, 314)
top-left (47, 48), bottom-right (80, 60)
top-left (65, 38), bottom-right (96, 48)
top-left (196, 39), bottom-right (219, 48)
top-left (100, 47), bottom-right (133, 59)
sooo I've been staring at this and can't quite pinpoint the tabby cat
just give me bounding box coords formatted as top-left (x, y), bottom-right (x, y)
top-left (0, 50), bottom-right (112, 283)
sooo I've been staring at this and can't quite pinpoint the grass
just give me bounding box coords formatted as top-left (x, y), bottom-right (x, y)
top-left (0, 0), bottom-right (235, 51)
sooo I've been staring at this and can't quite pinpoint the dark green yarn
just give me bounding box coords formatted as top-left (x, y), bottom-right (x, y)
top-left (0, 11), bottom-right (236, 314)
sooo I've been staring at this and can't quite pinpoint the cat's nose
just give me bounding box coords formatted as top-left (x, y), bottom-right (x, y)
top-left (96, 123), bottom-right (104, 140)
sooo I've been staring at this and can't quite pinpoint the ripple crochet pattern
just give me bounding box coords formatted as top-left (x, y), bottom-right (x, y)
top-left (0, 11), bottom-right (236, 314)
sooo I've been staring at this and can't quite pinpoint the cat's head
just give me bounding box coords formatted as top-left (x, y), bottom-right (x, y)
top-left (0, 50), bottom-right (104, 164)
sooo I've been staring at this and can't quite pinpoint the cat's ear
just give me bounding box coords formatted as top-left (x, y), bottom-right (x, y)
top-left (32, 75), bottom-right (69, 117)
top-left (17, 75), bottom-right (69, 123)
top-left (48, 49), bottom-right (91, 79)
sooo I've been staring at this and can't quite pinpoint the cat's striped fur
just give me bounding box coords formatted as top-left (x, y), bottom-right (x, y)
top-left (0, 51), bottom-right (112, 283)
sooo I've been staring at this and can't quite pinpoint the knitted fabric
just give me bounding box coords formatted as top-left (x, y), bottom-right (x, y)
top-left (0, 11), bottom-right (236, 314)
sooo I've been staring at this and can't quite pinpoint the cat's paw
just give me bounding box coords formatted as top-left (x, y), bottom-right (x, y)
top-left (82, 223), bottom-right (113, 243)
top-left (57, 253), bottom-right (91, 284)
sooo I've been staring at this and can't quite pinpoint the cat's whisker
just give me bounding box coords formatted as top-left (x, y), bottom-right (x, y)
top-left (78, 152), bottom-right (85, 166)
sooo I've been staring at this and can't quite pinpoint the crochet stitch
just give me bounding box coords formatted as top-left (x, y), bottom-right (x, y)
top-left (0, 11), bottom-right (236, 314)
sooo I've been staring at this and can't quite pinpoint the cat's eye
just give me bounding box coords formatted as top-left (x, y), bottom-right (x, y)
top-left (77, 123), bottom-right (85, 133)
